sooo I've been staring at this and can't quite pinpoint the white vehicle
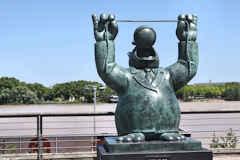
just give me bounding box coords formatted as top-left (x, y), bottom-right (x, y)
top-left (109, 95), bottom-right (119, 103)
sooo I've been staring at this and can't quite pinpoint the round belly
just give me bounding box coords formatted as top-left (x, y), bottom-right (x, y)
top-left (115, 88), bottom-right (181, 135)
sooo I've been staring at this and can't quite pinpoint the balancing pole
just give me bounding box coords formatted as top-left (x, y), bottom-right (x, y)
top-left (116, 20), bottom-right (178, 23)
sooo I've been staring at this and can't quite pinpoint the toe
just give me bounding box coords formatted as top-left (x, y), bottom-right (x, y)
top-left (116, 136), bottom-right (124, 142)
top-left (168, 136), bottom-right (174, 141)
top-left (160, 133), bottom-right (183, 141)
top-left (175, 134), bottom-right (186, 141)
top-left (180, 135), bottom-right (186, 140)
top-left (123, 136), bottom-right (132, 142)
top-left (133, 135), bottom-right (145, 142)
top-left (160, 133), bottom-right (174, 141)
top-left (117, 133), bottom-right (145, 143)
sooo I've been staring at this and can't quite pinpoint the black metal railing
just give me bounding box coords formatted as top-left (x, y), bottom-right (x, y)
top-left (0, 111), bottom-right (239, 159)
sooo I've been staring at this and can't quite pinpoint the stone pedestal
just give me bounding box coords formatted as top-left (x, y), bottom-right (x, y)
top-left (97, 137), bottom-right (212, 160)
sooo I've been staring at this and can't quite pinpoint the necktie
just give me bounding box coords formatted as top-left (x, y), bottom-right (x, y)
top-left (144, 68), bottom-right (155, 84)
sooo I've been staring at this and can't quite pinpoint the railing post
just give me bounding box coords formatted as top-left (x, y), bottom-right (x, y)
top-left (37, 115), bottom-right (43, 160)
top-left (37, 115), bottom-right (40, 160)
top-left (19, 136), bottom-right (21, 153)
top-left (93, 87), bottom-right (97, 151)
top-left (55, 137), bottom-right (58, 153)
top-left (40, 115), bottom-right (43, 159)
top-left (84, 85), bottom-right (99, 152)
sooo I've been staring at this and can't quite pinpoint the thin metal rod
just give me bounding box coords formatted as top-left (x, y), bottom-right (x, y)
top-left (117, 20), bottom-right (178, 23)
top-left (39, 115), bottom-right (43, 160)
top-left (93, 87), bottom-right (97, 152)
top-left (37, 115), bottom-right (43, 160)
top-left (55, 137), bottom-right (58, 153)
top-left (37, 116), bottom-right (40, 160)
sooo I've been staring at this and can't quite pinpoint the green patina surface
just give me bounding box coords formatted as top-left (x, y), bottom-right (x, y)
top-left (104, 137), bottom-right (202, 153)
top-left (92, 13), bottom-right (198, 142)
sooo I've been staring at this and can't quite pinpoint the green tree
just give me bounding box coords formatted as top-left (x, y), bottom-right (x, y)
top-left (0, 77), bottom-right (22, 91)
top-left (50, 80), bottom-right (104, 102)
top-left (27, 83), bottom-right (50, 101)
top-left (97, 85), bottom-right (116, 102)
top-left (12, 86), bottom-right (39, 104)
top-left (0, 88), bottom-right (13, 104)
top-left (224, 83), bottom-right (240, 101)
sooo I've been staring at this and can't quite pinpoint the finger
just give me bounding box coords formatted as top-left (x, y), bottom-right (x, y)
top-left (108, 14), bottom-right (117, 30)
top-left (188, 31), bottom-right (197, 41)
top-left (178, 14), bottom-right (185, 21)
top-left (177, 14), bottom-right (186, 31)
top-left (108, 14), bottom-right (115, 21)
top-left (177, 14), bottom-right (187, 41)
top-left (186, 14), bottom-right (193, 22)
top-left (92, 14), bottom-right (98, 31)
top-left (192, 14), bottom-right (198, 25)
top-left (111, 20), bottom-right (118, 29)
top-left (188, 14), bottom-right (197, 30)
top-left (192, 32), bottom-right (197, 41)
top-left (182, 14), bottom-right (191, 32)
top-left (176, 21), bottom-right (186, 41)
top-left (190, 23), bottom-right (197, 31)
top-left (177, 20), bottom-right (186, 32)
top-left (100, 13), bottom-right (108, 24)
top-left (109, 20), bottom-right (118, 38)
top-left (108, 14), bottom-right (117, 33)
top-left (99, 13), bottom-right (107, 32)
top-left (188, 32), bottom-right (194, 40)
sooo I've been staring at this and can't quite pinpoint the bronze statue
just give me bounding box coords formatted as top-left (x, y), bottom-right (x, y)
top-left (92, 13), bottom-right (198, 142)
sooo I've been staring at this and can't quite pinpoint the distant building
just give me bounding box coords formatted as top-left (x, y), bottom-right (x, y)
top-left (193, 82), bottom-right (238, 86)
top-left (108, 95), bottom-right (118, 103)
top-left (69, 96), bottom-right (75, 102)
top-left (79, 96), bottom-right (85, 102)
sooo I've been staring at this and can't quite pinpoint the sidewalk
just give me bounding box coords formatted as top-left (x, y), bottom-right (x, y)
top-left (180, 100), bottom-right (240, 112)
top-left (214, 154), bottom-right (240, 160)
top-left (1, 153), bottom-right (240, 160)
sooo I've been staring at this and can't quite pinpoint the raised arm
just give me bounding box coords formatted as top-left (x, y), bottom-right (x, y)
top-left (92, 14), bottom-right (128, 93)
top-left (167, 14), bottom-right (198, 91)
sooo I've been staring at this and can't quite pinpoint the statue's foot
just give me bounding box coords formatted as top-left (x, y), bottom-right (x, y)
top-left (160, 133), bottom-right (185, 141)
top-left (116, 133), bottom-right (145, 143)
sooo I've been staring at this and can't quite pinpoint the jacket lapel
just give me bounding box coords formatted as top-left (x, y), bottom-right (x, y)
top-left (152, 68), bottom-right (165, 88)
top-left (130, 67), bottom-right (165, 93)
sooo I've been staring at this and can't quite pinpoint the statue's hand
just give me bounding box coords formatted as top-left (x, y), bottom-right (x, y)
top-left (176, 14), bottom-right (197, 41)
top-left (92, 13), bottom-right (118, 42)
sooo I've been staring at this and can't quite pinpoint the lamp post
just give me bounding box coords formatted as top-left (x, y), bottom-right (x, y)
top-left (84, 85), bottom-right (105, 151)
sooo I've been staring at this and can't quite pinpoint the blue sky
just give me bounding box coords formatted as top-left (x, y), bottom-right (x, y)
top-left (0, 0), bottom-right (239, 87)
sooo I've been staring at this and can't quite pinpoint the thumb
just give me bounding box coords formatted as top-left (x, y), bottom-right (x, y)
top-left (92, 14), bottom-right (98, 31)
